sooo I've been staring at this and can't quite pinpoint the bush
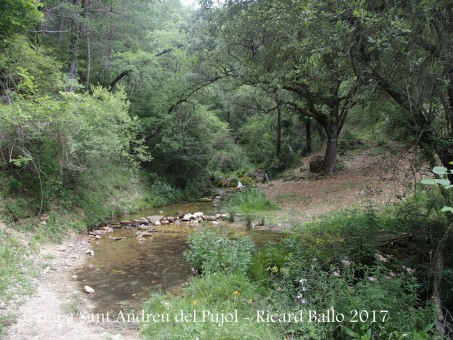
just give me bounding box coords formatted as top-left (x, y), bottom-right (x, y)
top-left (147, 178), bottom-right (183, 207)
top-left (267, 256), bottom-right (436, 339)
top-left (184, 228), bottom-right (256, 275)
top-left (140, 274), bottom-right (278, 340)
top-left (223, 188), bottom-right (277, 215)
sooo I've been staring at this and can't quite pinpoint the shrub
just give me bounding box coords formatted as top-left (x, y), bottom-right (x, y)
top-left (184, 228), bottom-right (256, 275)
top-left (140, 274), bottom-right (278, 340)
top-left (148, 178), bottom-right (183, 207)
top-left (223, 188), bottom-right (277, 215)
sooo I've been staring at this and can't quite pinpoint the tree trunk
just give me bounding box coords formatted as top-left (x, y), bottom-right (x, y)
top-left (432, 238), bottom-right (447, 336)
top-left (305, 118), bottom-right (312, 153)
top-left (67, 23), bottom-right (79, 92)
top-left (276, 106), bottom-right (281, 158)
top-left (324, 122), bottom-right (338, 174)
top-left (86, 31), bottom-right (91, 87)
top-left (57, 18), bottom-right (64, 48)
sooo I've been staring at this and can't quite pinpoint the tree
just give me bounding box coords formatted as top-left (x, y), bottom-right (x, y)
top-left (196, 0), bottom-right (363, 173)
top-left (0, 0), bottom-right (42, 44)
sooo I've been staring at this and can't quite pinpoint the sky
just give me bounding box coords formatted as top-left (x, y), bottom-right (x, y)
top-left (180, 0), bottom-right (197, 7)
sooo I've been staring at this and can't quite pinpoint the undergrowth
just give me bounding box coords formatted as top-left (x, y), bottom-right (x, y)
top-left (141, 191), bottom-right (450, 339)
top-left (221, 188), bottom-right (278, 226)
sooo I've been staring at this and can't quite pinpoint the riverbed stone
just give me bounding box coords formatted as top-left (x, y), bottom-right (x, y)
top-left (147, 215), bottom-right (163, 225)
top-left (101, 226), bottom-right (113, 233)
top-left (193, 212), bottom-right (204, 218)
top-left (181, 214), bottom-right (191, 222)
top-left (84, 286), bottom-right (95, 294)
top-left (191, 219), bottom-right (199, 225)
top-left (120, 220), bottom-right (131, 226)
top-left (135, 218), bottom-right (149, 226)
top-left (166, 216), bottom-right (175, 222)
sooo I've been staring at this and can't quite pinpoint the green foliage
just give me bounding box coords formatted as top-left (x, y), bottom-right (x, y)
top-left (0, 36), bottom-right (63, 96)
top-left (224, 188), bottom-right (277, 215)
top-left (184, 228), bottom-right (256, 275)
top-left (30, 210), bottom-right (85, 244)
top-left (271, 257), bottom-right (435, 338)
top-left (338, 130), bottom-right (364, 154)
top-left (249, 242), bottom-right (287, 283)
top-left (0, 230), bottom-right (34, 300)
top-left (238, 114), bottom-right (278, 168)
top-left (209, 143), bottom-right (252, 174)
top-left (146, 104), bottom-right (231, 191)
top-left (221, 188), bottom-right (278, 227)
top-left (147, 179), bottom-right (183, 208)
top-left (0, 80), bottom-right (148, 222)
top-left (140, 274), bottom-right (278, 340)
top-left (0, 0), bottom-right (42, 44)
top-left (0, 227), bottom-right (39, 338)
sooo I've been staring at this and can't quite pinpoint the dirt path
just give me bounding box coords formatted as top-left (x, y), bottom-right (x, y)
top-left (4, 233), bottom-right (138, 340)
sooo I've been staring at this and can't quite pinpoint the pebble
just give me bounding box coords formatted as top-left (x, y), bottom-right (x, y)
top-left (84, 286), bottom-right (95, 294)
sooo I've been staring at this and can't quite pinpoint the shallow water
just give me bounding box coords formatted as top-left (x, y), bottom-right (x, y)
top-left (76, 202), bottom-right (282, 314)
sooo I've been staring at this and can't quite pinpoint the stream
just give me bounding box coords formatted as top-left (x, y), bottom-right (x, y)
top-left (75, 201), bottom-right (282, 314)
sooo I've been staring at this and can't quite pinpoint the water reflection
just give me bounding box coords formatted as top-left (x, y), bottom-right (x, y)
top-left (76, 203), bottom-right (282, 314)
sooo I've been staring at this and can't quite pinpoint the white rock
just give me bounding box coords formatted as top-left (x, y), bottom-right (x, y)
top-left (147, 215), bottom-right (163, 224)
top-left (181, 214), bottom-right (191, 222)
top-left (193, 212), bottom-right (204, 218)
top-left (84, 286), bottom-right (95, 294)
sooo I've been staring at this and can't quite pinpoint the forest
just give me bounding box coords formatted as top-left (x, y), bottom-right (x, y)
top-left (0, 0), bottom-right (452, 339)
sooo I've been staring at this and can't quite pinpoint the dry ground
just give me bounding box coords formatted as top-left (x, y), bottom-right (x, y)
top-left (3, 233), bottom-right (138, 340)
top-left (260, 144), bottom-right (431, 224)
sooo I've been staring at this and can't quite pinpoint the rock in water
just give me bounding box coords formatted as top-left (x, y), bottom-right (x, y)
top-left (181, 214), bottom-right (191, 222)
top-left (147, 215), bottom-right (163, 225)
top-left (84, 286), bottom-right (95, 294)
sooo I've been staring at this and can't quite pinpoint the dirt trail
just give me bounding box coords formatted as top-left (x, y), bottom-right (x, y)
top-left (4, 234), bottom-right (138, 340)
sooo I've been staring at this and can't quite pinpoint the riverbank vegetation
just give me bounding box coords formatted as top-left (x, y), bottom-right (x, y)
top-left (142, 191), bottom-right (448, 339)
top-left (1, 0), bottom-right (452, 338)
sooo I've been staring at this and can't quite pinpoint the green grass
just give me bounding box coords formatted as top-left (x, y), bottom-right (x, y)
top-left (0, 229), bottom-right (38, 336)
top-left (221, 188), bottom-right (279, 226)
top-left (227, 188), bottom-right (278, 214)
top-left (140, 274), bottom-right (279, 340)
